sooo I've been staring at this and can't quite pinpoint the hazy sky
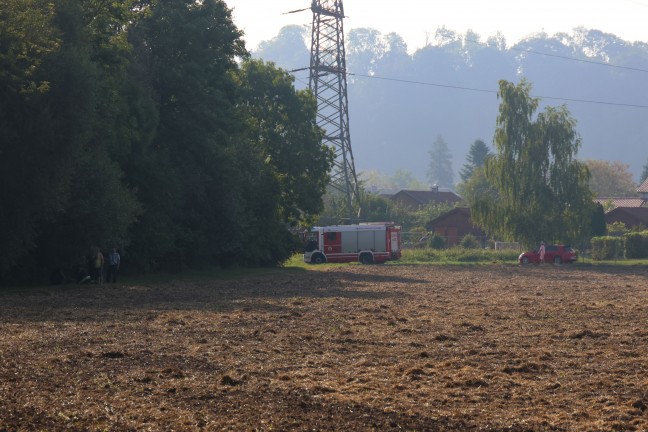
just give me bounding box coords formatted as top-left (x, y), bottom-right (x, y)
top-left (225, 0), bottom-right (648, 52)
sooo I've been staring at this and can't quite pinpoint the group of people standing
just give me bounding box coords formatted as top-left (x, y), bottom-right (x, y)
top-left (88, 247), bottom-right (120, 285)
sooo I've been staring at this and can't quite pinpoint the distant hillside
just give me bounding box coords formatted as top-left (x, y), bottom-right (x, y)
top-left (254, 25), bottom-right (648, 184)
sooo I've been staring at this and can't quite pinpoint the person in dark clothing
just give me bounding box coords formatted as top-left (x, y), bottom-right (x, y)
top-left (106, 248), bottom-right (120, 283)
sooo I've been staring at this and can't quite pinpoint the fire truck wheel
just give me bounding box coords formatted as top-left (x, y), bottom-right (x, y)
top-left (312, 254), bottom-right (325, 264)
top-left (360, 253), bottom-right (373, 265)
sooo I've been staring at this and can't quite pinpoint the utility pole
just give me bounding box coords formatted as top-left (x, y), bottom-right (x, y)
top-left (309, 0), bottom-right (361, 222)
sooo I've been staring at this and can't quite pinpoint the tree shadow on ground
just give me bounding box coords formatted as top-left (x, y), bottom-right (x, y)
top-left (0, 269), bottom-right (428, 323)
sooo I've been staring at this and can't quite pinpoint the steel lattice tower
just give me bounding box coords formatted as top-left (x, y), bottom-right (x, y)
top-left (309, 0), bottom-right (360, 221)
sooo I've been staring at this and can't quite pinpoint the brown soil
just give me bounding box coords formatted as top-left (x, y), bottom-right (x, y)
top-left (1, 264), bottom-right (647, 431)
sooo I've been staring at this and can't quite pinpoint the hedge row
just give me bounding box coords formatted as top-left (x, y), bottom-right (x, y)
top-left (624, 232), bottom-right (648, 258)
top-left (591, 231), bottom-right (648, 260)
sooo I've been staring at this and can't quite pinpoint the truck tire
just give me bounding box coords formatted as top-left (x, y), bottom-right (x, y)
top-left (312, 254), bottom-right (325, 264)
top-left (360, 253), bottom-right (373, 265)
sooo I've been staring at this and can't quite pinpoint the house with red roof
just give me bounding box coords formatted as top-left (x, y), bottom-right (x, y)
top-left (594, 197), bottom-right (646, 210)
top-left (638, 178), bottom-right (648, 200)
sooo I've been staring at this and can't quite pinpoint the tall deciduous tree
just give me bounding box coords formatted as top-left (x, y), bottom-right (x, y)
top-left (126, 0), bottom-right (248, 270)
top-left (0, 0), bottom-right (62, 273)
top-left (584, 159), bottom-right (637, 197)
top-left (470, 80), bottom-right (592, 247)
top-left (33, 0), bottom-right (145, 272)
top-left (0, 0), bottom-right (140, 278)
top-left (233, 60), bottom-right (333, 264)
top-left (235, 59), bottom-right (333, 226)
top-left (427, 135), bottom-right (454, 189)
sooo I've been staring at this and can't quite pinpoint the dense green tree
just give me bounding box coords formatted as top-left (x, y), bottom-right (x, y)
top-left (0, 0), bottom-right (63, 273)
top-left (235, 59), bottom-right (333, 226)
top-left (426, 135), bottom-right (454, 189)
top-left (0, 0), bottom-right (345, 282)
top-left (34, 149), bottom-right (142, 276)
top-left (125, 0), bottom-right (247, 270)
top-left (32, 0), bottom-right (147, 279)
top-left (590, 203), bottom-right (607, 237)
top-left (355, 190), bottom-right (394, 223)
top-left (0, 0), bottom-right (141, 279)
top-left (470, 80), bottom-right (593, 247)
top-left (232, 60), bottom-right (333, 264)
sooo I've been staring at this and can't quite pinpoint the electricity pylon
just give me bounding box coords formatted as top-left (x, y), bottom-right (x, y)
top-left (309, 0), bottom-right (361, 222)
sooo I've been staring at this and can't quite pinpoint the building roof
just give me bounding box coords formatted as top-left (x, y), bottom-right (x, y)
top-left (638, 178), bottom-right (648, 194)
top-left (594, 197), bottom-right (646, 210)
top-left (390, 189), bottom-right (462, 206)
top-left (604, 207), bottom-right (648, 227)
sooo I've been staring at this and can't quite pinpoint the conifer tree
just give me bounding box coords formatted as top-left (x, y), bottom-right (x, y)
top-left (426, 135), bottom-right (454, 189)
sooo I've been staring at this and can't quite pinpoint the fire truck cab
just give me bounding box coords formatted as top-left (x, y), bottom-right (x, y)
top-left (303, 222), bottom-right (402, 264)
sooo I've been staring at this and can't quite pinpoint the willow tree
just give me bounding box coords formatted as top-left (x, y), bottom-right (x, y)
top-left (470, 80), bottom-right (592, 247)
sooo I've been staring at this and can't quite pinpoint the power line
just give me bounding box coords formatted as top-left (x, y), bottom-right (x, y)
top-left (348, 71), bottom-right (648, 108)
top-left (292, 68), bottom-right (648, 109)
top-left (348, 72), bottom-right (496, 95)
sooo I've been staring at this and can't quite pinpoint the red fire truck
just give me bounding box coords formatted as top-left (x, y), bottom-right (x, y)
top-left (303, 222), bottom-right (402, 264)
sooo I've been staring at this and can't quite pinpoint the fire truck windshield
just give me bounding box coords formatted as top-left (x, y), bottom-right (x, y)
top-left (304, 232), bottom-right (318, 252)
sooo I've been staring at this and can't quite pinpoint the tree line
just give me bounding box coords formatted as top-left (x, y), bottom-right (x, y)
top-left (0, 0), bottom-right (333, 284)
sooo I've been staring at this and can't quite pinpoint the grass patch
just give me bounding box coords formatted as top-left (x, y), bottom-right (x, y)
top-left (577, 257), bottom-right (648, 266)
top-left (282, 248), bottom-right (521, 268)
top-left (283, 250), bottom-right (648, 269)
top-left (400, 247), bottom-right (520, 264)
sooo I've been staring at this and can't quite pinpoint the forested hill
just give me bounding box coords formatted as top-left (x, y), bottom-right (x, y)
top-left (0, 0), bottom-right (333, 284)
top-left (254, 25), bottom-right (648, 183)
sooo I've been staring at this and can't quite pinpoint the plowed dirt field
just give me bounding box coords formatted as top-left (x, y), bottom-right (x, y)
top-left (1, 264), bottom-right (647, 431)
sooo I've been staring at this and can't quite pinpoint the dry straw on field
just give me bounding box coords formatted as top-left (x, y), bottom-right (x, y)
top-left (1, 264), bottom-right (647, 431)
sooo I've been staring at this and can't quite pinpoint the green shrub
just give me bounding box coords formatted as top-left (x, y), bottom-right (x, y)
top-left (607, 222), bottom-right (628, 236)
top-left (591, 236), bottom-right (624, 260)
top-left (427, 234), bottom-right (446, 250)
top-left (460, 234), bottom-right (480, 249)
top-left (624, 231), bottom-right (648, 259)
top-left (401, 247), bottom-right (519, 263)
